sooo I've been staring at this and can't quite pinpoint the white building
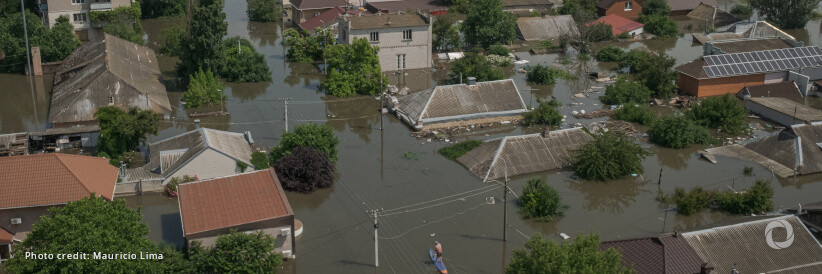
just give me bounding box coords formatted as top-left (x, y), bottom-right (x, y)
top-left (338, 12), bottom-right (432, 72)
top-left (41, 0), bottom-right (132, 41)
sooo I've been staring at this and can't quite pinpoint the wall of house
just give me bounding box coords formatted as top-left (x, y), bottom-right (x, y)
top-left (597, 1), bottom-right (642, 19)
top-left (680, 73), bottom-right (766, 97)
top-left (185, 216), bottom-right (295, 256)
top-left (47, 0), bottom-right (131, 41)
top-left (342, 23), bottom-right (432, 72)
top-left (627, 27), bottom-right (643, 36)
top-left (164, 149), bottom-right (243, 185)
top-left (114, 179), bottom-right (165, 195)
top-left (746, 101), bottom-right (801, 126)
top-left (55, 131), bottom-right (98, 150)
top-left (0, 205), bottom-right (60, 242)
top-left (764, 72), bottom-right (787, 84)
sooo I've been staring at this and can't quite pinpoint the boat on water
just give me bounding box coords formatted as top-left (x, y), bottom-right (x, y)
top-left (428, 248), bottom-right (447, 274)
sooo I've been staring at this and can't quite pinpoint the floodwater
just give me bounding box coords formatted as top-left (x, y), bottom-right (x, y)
top-left (2, 0), bottom-right (822, 272)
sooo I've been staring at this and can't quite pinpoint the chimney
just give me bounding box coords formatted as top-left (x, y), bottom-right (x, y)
top-left (194, 119), bottom-right (201, 129)
top-left (467, 77), bottom-right (477, 86)
top-left (700, 263), bottom-right (714, 274)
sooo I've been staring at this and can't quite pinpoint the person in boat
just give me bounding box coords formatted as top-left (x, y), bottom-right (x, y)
top-left (434, 241), bottom-right (443, 262)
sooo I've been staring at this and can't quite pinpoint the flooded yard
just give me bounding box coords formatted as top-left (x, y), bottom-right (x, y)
top-left (3, 0), bottom-right (822, 273)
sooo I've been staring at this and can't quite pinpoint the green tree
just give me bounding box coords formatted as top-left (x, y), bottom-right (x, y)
top-left (450, 49), bottom-right (504, 83)
top-left (617, 49), bottom-right (648, 71)
top-left (596, 45), bottom-right (625, 62)
top-left (526, 64), bottom-right (574, 85)
top-left (95, 106), bottom-right (161, 158)
top-left (557, 0), bottom-right (598, 18)
top-left (668, 187), bottom-right (713, 216)
top-left (633, 53), bottom-right (678, 98)
top-left (178, 0), bottom-right (228, 79)
top-left (433, 14), bottom-right (462, 51)
top-left (641, 0), bottom-right (671, 16)
top-left (323, 37), bottom-right (387, 97)
top-left (642, 15), bottom-right (678, 37)
top-left (462, 0), bottom-right (516, 47)
top-left (685, 94), bottom-right (747, 135)
top-left (438, 140), bottom-right (483, 160)
top-left (270, 123), bottom-right (340, 163)
top-left (160, 25), bottom-right (186, 56)
top-left (523, 99), bottom-right (563, 127)
top-left (573, 132), bottom-right (651, 181)
top-left (714, 179), bottom-right (774, 215)
top-left (613, 104), bottom-right (655, 125)
top-left (730, 5), bottom-right (754, 20)
top-left (506, 233), bottom-right (634, 274)
top-left (247, 0), bottom-right (282, 22)
top-left (599, 77), bottom-right (652, 105)
top-left (223, 36), bottom-right (272, 82)
top-left (282, 28), bottom-right (333, 62)
top-left (193, 230), bottom-right (284, 273)
top-left (0, 12), bottom-right (80, 73)
top-left (749, 0), bottom-right (821, 29)
top-left (519, 178), bottom-right (564, 221)
top-left (0, 0), bottom-right (38, 18)
top-left (103, 14), bottom-right (144, 44)
top-left (5, 196), bottom-right (163, 273)
top-left (184, 68), bottom-right (225, 108)
top-left (251, 151), bottom-right (270, 169)
top-left (140, 0), bottom-right (187, 18)
top-left (648, 115), bottom-right (715, 148)
top-left (488, 44), bottom-right (510, 56)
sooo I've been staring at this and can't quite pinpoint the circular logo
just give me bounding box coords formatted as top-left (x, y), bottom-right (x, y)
top-left (765, 220), bottom-right (794, 250)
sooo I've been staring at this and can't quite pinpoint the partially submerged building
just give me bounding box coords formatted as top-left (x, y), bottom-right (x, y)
top-left (596, 0), bottom-right (643, 20)
top-left (736, 81), bottom-right (804, 103)
top-left (592, 14), bottom-right (643, 37)
top-left (390, 79), bottom-right (529, 131)
top-left (178, 168), bottom-right (296, 258)
top-left (338, 12), bottom-right (432, 72)
top-left (745, 97), bottom-right (822, 126)
top-left (516, 15), bottom-right (578, 41)
top-left (692, 20), bottom-right (797, 45)
top-left (503, 0), bottom-right (558, 16)
top-left (456, 128), bottom-right (594, 182)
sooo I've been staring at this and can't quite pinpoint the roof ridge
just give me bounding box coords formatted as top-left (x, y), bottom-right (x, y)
top-left (148, 128), bottom-right (202, 146)
top-left (53, 154), bottom-right (95, 197)
top-left (178, 169), bottom-right (270, 187)
top-left (682, 215), bottom-right (793, 235)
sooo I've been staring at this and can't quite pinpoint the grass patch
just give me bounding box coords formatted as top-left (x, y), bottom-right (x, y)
top-left (438, 140), bottom-right (483, 160)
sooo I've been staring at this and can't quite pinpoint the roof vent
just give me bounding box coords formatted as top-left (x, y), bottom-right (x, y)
top-left (699, 262), bottom-right (714, 274)
top-left (194, 119), bottom-right (201, 129)
top-left (467, 77), bottom-right (476, 86)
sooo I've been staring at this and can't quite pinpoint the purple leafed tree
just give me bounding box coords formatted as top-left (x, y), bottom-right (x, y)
top-left (274, 146), bottom-right (335, 193)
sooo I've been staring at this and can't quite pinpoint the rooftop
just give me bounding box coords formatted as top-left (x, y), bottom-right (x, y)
top-left (747, 97), bottom-right (822, 123)
top-left (298, 7), bottom-right (367, 33)
top-left (143, 128), bottom-right (254, 177)
top-left (693, 21), bottom-right (796, 45)
top-left (667, 0), bottom-right (716, 12)
top-left (366, 0), bottom-right (447, 13)
top-left (49, 34), bottom-right (171, 126)
top-left (502, 0), bottom-right (559, 8)
top-left (0, 226), bottom-right (13, 243)
top-left (291, 0), bottom-right (347, 10)
top-left (674, 46), bottom-right (822, 79)
top-left (705, 122), bottom-right (822, 175)
top-left (178, 168), bottom-right (293, 236)
top-left (709, 38), bottom-right (793, 54)
top-left (597, 0), bottom-right (646, 9)
top-left (342, 12), bottom-right (430, 30)
top-left (737, 81), bottom-right (804, 103)
top-left (517, 15), bottom-right (578, 41)
top-left (593, 14), bottom-right (643, 35)
top-left (456, 128), bottom-right (594, 182)
top-left (600, 234), bottom-right (706, 274)
top-left (0, 132), bottom-right (29, 157)
top-left (0, 153), bottom-right (117, 209)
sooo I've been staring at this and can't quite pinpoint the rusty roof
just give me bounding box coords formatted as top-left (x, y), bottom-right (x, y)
top-left (343, 12), bottom-right (430, 30)
top-left (517, 15), bottom-right (578, 41)
top-left (292, 0), bottom-right (347, 10)
top-left (593, 14), bottom-right (643, 36)
top-left (178, 168), bottom-right (293, 236)
top-left (0, 154), bottom-right (118, 209)
top-left (599, 234), bottom-right (706, 274)
top-left (143, 128), bottom-right (254, 178)
top-left (738, 81), bottom-right (804, 103)
top-left (49, 34), bottom-right (171, 126)
top-left (0, 226), bottom-right (13, 243)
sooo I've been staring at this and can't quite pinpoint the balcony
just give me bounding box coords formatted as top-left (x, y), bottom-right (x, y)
top-left (90, 1), bottom-right (111, 10)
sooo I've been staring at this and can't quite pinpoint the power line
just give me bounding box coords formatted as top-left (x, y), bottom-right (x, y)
top-left (380, 184), bottom-right (500, 213)
top-left (379, 202), bottom-right (489, 240)
top-left (378, 187), bottom-right (499, 217)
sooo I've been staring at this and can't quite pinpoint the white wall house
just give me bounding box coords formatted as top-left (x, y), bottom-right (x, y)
top-left (43, 0), bottom-right (132, 41)
top-left (338, 12), bottom-right (432, 72)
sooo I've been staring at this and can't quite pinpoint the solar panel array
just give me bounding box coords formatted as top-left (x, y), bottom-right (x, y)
top-left (702, 46), bottom-right (822, 78)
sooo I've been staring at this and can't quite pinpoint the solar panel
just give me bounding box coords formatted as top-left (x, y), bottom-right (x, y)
top-left (700, 46), bottom-right (822, 77)
top-left (803, 57), bottom-right (814, 66)
top-left (744, 63), bottom-right (754, 72)
top-left (731, 54), bottom-right (741, 63)
top-left (705, 68), bottom-right (715, 77)
top-left (787, 48), bottom-right (798, 58)
top-left (705, 56), bottom-right (716, 66)
top-left (790, 58), bottom-right (799, 68)
top-left (711, 66), bottom-right (720, 76)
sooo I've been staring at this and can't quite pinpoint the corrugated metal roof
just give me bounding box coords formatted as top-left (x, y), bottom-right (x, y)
top-left (738, 81), bottom-right (804, 103)
top-left (747, 97), bottom-right (822, 124)
top-left (516, 15), bottom-right (578, 41)
top-left (669, 0), bottom-right (717, 12)
top-left (144, 128), bottom-right (253, 177)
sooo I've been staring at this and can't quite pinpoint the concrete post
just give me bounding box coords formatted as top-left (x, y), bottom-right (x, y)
top-left (31, 47), bottom-right (42, 76)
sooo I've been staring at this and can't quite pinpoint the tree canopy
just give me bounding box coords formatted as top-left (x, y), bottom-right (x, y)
top-left (613, 104), bottom-right (655, 126)
top-left (95, 106), bottom-right (161, 158)
top-left (433, 14), bottom-right (462, 52)
top-left (251, 151), bottom-right (270, 169)
top-left (274, 146), bottom-right (335, 193)
top-left (519, 178), bottom-right (565, 221)
top-left (633, 53), bottom-right (678, 98)
top-left (506, 233), bottom-right (634, 274)
top-left (160, 26), bottom-right (186, 56)
top-left (178, 0), bottom-right (228, 79)
top-left (749, 0), bottom-right (822, 29)
top-left (184, 68), bottom-right (225, 108)
top-left (599, 77), bottom-right (652, 105)
top-left (522, 99), bottom-right (563, 127)
top-left (596, 45), bottom-right (626, 62)
top-left (247, 0), bottom-right (282, 22)
top-left (96, 3), bottom-right (144, 44)
top-left (450, 49), bottom-right (505, 83)
top-left (0, 12), bottom-right (80, 73)
top-left (573, 132), bottom-right (651, 181)
top-left (140, 0), bottom-right (186, 18)
top-left (661, 179), bottom-right (774, 216)
top-left (323, 37), bottom-right (387, 97)
top-left (648, 115), bottom-right (715, 149)
top-left (641, 14), bottom-right (679, 38)
top-left (270, 123), bottom-right (340, 163)
top-left (191, 230), bottom-right (284, 273)
top-left (557, 0), bottom-right (598, 18)
top-left (282, 28), bottom-right (333, 63)
top-left (685, 94), bottom-right (747, 135)
top-left (641, 0), bottom-right (671, 16)
top-left (461, 0), bottom-right (516, 47)
top-left (223, 36), bottom-right (272, 82)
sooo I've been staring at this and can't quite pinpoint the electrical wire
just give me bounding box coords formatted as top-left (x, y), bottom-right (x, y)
top-left (379, 202), bottom-right (489, 240)
top-left (378, 186), bottom-right (500, 217)
top-left (379, 184), bottom-right (500, 213)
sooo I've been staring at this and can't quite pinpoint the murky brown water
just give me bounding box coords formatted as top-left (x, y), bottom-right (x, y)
top-left (3, 0), bottom-right (822, 272)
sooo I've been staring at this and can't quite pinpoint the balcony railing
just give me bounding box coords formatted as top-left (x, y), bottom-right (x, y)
top-left (90, 1), bottom-right (111, 10)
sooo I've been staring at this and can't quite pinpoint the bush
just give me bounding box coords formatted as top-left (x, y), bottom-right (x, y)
top-left (573, 132), bottom-right (651, 181)
top-left (438, 140), bottom-right (483, 160)
top-left (282, 28), bottom-right (334, 63)
top-left (247, 0), bottom-right (281, 22)
top-left (686, 94), bottom-right (747, 135)
top-left (251, 151), bottom-right (270, 169)
top-left (450, 49), bottom-right (505, 83)
top-left (486, 54), bottom-right (513, 66)
top-left (641, 0), bottom-right (671, 17)
top-left (599, 77), bottom-right (652, 105)
top-left (714, 179), bottom-right (774, 215)
top-left (519, 178), bottom-right (564, 221)
top-left (648, 115), bottom-right (716, 148)
top-left (596, 45), bottom-right (625, 62)
top-left (525, 64), bottom-right (574, 85)
top-left (323, 37), bottom-right (386, 97)
top-left (274, 146), bottom-right (335, 193)
top-left (165, 175), bottom-right (196, 197)
top-left (184, 68), bottom-right (225, 108)
top-left (236, 161), bottom-right (249, 171)
top-left (140, 0), bottom-right (186, 18)
top-left (642, 15), bottom-right (678, 37)
top-left (160, 26), bottom-right (185, 56)
top-left (270, 123), bottom-right (339, 163)
top-left (223, 36), bottom-right (272, 82)
top-left (192, 230), bottom-right (284, 273)
top-left (506, 233), bottom-right (634, 274)
top-left (730, 4), bottom-right (753, 19)
top-left (522, 99), bottom-right (563, 127)
top-left (539, 40), bottom-right (557, 49)
top-left (102, 15), bottom-right (144, 44)
top-left (616, 32), bottom-right (632, 39)
top-left (488, 44), bottom-right (510, 56)
top-left (613, 104), bottom-right (655, 125)
top-left (633, 53), bottom-right (678, 99)
top-left (670, 187), bottom-right (713, 216)
top-left (95, 107), bottom-right (161, 158)
top-left (743, 166), bottom-right (753, 176)
top-left (617, 49), bottom-right (648, 71)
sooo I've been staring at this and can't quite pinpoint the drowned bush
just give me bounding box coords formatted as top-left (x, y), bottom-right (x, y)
top-left (613, 104), bottom-right (655, 125)
top-left (522, 99), bottom-right (563, 127)
top-left (438, 140), bottom-right (483, 160)
top-left (525, 64), bottom-right (575, 85)
top-left (274, 146), bottom-right (335, 193)
top-left (596, 45), bottom-right (625, 62)
top-left (648, 115), bottom-right (715, 149)
top-left (519, 178), bottom-right (564, 221)
top-left (573, 132), bottom-right (651, 181)
top-left (599, 77), bottom-right (651, 105)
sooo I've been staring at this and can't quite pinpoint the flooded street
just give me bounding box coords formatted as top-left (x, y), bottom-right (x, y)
top-left (2, 0), bottom-right (822, 272)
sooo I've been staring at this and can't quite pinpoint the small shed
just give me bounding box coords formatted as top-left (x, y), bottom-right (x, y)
top-left (746, 97), bottom-right (822, 126)
top-left (0, 133), bottom-right (29, 157)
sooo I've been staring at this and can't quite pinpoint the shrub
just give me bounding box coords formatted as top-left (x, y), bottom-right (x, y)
top-left (642, 15), bottom-right (678, 37)
top-left (596, 45), bottom-right (625, 62)
top-left (743, 166), bottom-right (753, 176)
top-left (730, 4), bottom-right (753, 19)
top-left (160, 26), bottom-right (185, 56)
top-left (670, 187), bottom-right (713, 216)
top-left (539, 40), bottom-right (557, 49)
top-left (617, 49), bottom-right (648, 71)
top-left (599, 77), bottom-right (652, 105)
top-left (165, 175), bottom-right (197, 197)
top-left (522, 99), bottom-right (563, 127)
top-left (251, 152), bottom-right (270, 169)
top-left (223, 36), bottom-right (272, 82)
top-left (247, 0), bottom-right (281, 22)
top-left (525, 64), bottom-right (575, 85)
top-left (486, 54), bottom-right (513, 66)
top-left (648, 115), bottom-right (716, 148)
top-left (282, 28), bottom-right (334, 63)
top-left (236, 161), bottom-right (249, 172)
top-left (488, 44), bottom-right (510, 56)
top-left (519, 178), bottom-right (564, 221)
top-left (438, 140), bottom-right (483, 160)
top-left (531, 10), bottom-right (541, 17)
top-left (632, 53), bottom-right (678, 99)
top-left (450, 49), bottom-right (505, 83)
top-left (616, 32), bottom-right (632, 39)
top-left (184, 68), bottom-right (225, 108)
top-left (270, 123), bottom-right (339, 163)
top-left (714, 179), bottom-right (774, 215)
top-left (274, 146), bottom-right (335, 193)
top-left (573, 132), bottom-right (651, 181)
top-left (686, 94), bottom-right (747, 135)
top-left (585, 22), bottom-right (615, 42)
top-left (613, 104), bottom-right (655, 125)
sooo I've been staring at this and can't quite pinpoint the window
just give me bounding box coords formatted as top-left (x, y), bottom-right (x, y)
top-left (624, 1), bottom-right (632, 10)
top-left (72, 0), bottom-right (84, 4)
top-left (398, 54), bottom-right (406, 70)
top-left (108, 96), bottom-right (114, 105)
top-left (314, 12), bottom-right (321, 16)
top-left (403, 29), bottom-right (412, 40)
top-left (72, 13), bottom-right (87, 22)
top-left (369, 31), bottom-right (379, 42)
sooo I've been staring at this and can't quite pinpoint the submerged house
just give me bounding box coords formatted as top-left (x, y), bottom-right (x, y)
top-left (338, 12), bottom-right (432, 72)
top-left (389, 79), bottom-right (529, 131)
top-left (592, 14), bottom-right (643, 37)
top-left (516, 15), bottom-right (578, 41)
top-left (596, 0), bottom-right (643, 20)
top-left (736, 81), bottom-right (804, 103)
top-left (693, 21), bottom-right (797, 45)
top-left (745, 97), bottom-right (822, 127)
top-left (456, 128), bottom-right (593, 182)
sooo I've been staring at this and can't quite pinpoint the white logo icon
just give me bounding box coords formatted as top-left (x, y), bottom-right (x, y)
top-left (765, 220), bottom-right (794, 249)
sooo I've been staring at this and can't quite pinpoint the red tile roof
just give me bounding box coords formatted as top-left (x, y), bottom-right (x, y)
top-left (298, 7), bottom-right (368, 33)
top-left (178, 168), bottom-right (293, 236)
top-left (0, 226), bottom-right (13, 243)
top-left (594, 14), bottom-right (643, 35)
top-left (0, 154), bottom-right (118, 209)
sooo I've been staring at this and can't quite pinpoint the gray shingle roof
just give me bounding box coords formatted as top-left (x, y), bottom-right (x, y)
top-left (516, 15), bottom-right (578, 41)
top-left (144, 128), bottom-right (253, 177)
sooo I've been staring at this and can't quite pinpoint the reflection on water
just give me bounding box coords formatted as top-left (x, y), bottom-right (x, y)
top-left (568, 177), bottom-right (651, 214)
top-left (0, 74), bottom-right (51, 133)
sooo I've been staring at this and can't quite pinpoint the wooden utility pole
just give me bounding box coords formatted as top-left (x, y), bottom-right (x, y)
top-left (280, 98), bottom-right (292, 132)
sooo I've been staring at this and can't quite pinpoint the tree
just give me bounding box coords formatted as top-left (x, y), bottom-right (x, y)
top-left (749, 0), bottom-right (821, 29)
top-left (184, 68), bottom-right (225, 108)
top-left (223, 36), bottom-right (271, 82)
top-left (103, 14), bottom-right (144, 44)
top-left (714, 179), bottom-right (774, 215)
top-left (730, 5), bottom-right (754, 20)
top-left (557, 0), bottom-right (598, 18)
top-left (193, 230), bottom-right (284, 273)
top-left (642, 15), bottom-right (678, 37)
top-left (0, 12), bottom-right (80, 73)
top-left (0, 0), bottom-right (38, 18)
top-left (613, 104), bottom-right (655, 126)
top-left (462, 0), bottom-right (516, 47)
top-left (247, 0), bottom-right (281, 22)
top-left (282, 28), bottom-right (333, 63)
top-left (450, 49), bottom-right (504, 83)
top-left (251, 151), bottom-right (270, 169)
top-left (438, 140), bottom-right (482, 160)
top-left (617, 49), bottom-right (648, 71)
top-left (488, 44), bottom-right (510, 56)
top-left (519, 178), bottom-right (564, 221)
top-left (573, 132), bottom-right (651, 181)
top-left (274, 146), bottom-right (335, 193)
top-left (95, 106), bottom-right (161, 158)
top-left (270, 123), bottom-right (340, 163)
top-left (433, 14), bottom-right (462, 52)
top-left (599, 77), bottom-right (652, 105)
top-left (596, 45), bottom-right (625, 62)
top-left (685, 94), bottom-right (747, 135)
top-left (160, 26), bottom-right (186, 56)
top-left (506, 233), bottom-right (634, 274)
top-left (632, 53), bottom-right (678, 98)
top-left (523, 99), bottom-right (563, 127)
top-left (178, 0), bottom-right (227, 79)
top-left (5, 196), bottom-right (163, 273)
top-left (140, 0), bottom-right (186, 18)
top-left (323, 37), bottom-right (387, 97)
top-left (641, 0), bottom-right (671, 16)
top-left (648, 115), bottom-right (715, 148)
top-left (526, 64), bottom-right (574, 85)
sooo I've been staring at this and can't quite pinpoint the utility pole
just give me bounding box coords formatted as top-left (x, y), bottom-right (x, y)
top-left (21, 0), bottom-right (32, 76)
top-left (279, 98), bottom-right (292, 132)
top-left (220, 89), bottom-right (225, 114)
top-left (368, 209), bottom-right (382, 267)
top-left (658, 168), bottom-right (663, 185)
top-left (501, 158), bottom-right (509, 242)
top-left (380, 77), bottom-right (384, 131)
